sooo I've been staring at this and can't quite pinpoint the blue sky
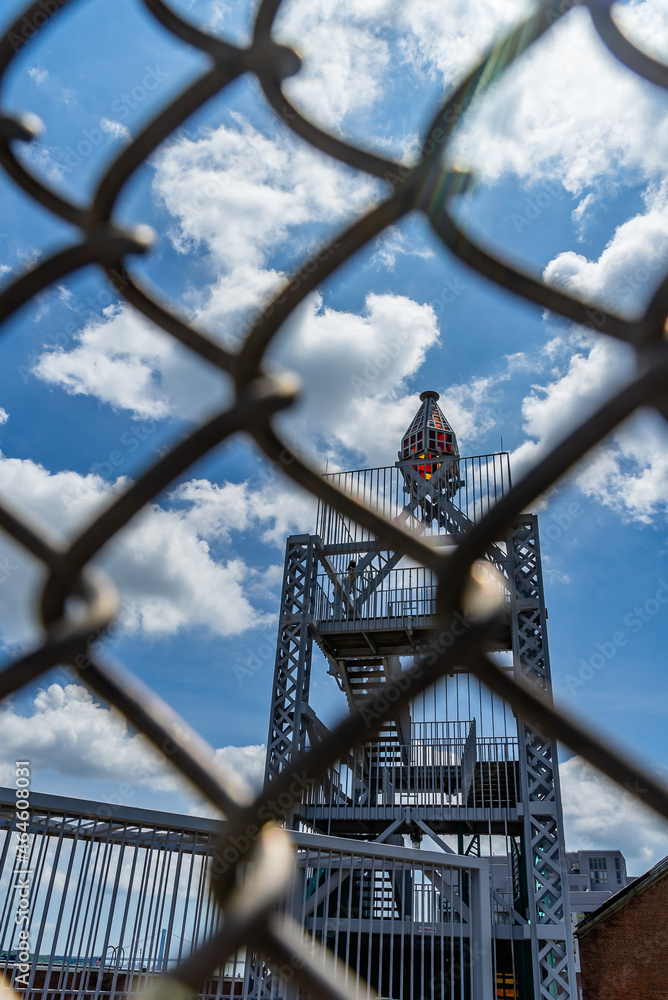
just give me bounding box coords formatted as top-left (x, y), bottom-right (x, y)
top-left (0, 0), bottom-right (668, 871)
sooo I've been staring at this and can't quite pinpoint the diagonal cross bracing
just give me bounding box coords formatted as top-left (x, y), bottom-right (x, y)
top-left (510, 516), bottom-right (576, 998)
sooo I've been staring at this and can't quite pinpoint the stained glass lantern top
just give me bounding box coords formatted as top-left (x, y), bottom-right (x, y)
top-left (398, 390), bottom-right (459, 479)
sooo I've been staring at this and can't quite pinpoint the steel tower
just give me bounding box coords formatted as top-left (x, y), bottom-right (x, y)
top-left (264, 391), bottom-right (575, 1000)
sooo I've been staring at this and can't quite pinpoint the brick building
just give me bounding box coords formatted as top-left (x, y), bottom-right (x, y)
top-left (575, 854), bottom-right (668, 999)
top-left (566, 849), bottom-right (633, 996)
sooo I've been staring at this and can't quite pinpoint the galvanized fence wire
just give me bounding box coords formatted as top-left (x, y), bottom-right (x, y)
top-left (0, 0), bottom-right (668, 995)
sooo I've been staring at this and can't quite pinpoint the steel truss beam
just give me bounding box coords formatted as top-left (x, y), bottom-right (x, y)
top-left (350, 463), bottom-right (465, 614)
top-left (509, 516), bottom-right (576, 1000)
top-left (265, 535), bottom-right (318, 782)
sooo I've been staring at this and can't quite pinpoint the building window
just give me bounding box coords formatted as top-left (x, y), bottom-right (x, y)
top-left (589, 858), bottom-right (608, 884)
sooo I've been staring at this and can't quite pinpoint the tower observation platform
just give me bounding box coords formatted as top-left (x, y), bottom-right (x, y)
top-left (264, 391), bottom-right (576, 1000)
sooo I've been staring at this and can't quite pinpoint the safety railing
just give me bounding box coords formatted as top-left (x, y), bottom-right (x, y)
top-left (265, 832), bottom-right (492, 1000)
top-left (299, 735), bottom-right (520, 822)
top-left (314, 563), bottom-right (510, 632)
top-left (0, 791), bottom-right (230, 999)
top-left (314, 566), bottom-right (438, 629)
top-left (0, 790), bottom-right (491, 1000)
top-left (315, 454), bottom-right (511, 550)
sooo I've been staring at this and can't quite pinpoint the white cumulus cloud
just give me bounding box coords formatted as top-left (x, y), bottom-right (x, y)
top-left (272, 291), bottom-right (440, 464)
top-left (0, 682), bottom-right (266, 805)
top-left (153, 115), bottom-right (379, 270)
top-left (512, 188), bottom-right (668, 523)
top-left (275, 0), bottom-right (668, 196)
top-left (560, 755), bottom-right (668, 875)
top-left (33, 304), bottom-right (177, 419)
top-left (276, 0), bottom-right (532, 137)
top-left (0, 446), bottom-right (310, 646)
top-left (454, 5), bottom-right (668, 194)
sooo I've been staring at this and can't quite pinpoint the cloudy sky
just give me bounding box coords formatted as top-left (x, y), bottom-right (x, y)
top-left (0, 0), bottom-right (667, 874)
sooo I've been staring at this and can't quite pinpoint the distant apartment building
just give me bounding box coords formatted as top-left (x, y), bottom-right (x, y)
top-left (566, 849), bottom-right (634, 999)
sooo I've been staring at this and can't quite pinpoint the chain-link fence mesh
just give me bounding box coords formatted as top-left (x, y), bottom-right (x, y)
top-left (0, 0), bottom-right (667, 996)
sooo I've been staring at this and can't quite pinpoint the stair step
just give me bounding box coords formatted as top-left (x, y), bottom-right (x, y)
top-left (467, 762), bottom-right (520, 808)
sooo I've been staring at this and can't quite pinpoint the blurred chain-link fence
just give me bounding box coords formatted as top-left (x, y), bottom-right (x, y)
top-left (1, 0), bottom-right (668, 997)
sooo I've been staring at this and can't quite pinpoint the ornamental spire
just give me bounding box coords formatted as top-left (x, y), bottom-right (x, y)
top-left (398, 390), bottom-right (459, 476)
top-left (397, 390), bottom-right (461, 514)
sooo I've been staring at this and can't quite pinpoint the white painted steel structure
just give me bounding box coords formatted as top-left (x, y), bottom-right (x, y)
top-left (266, 392), bottom-right (576, 1000)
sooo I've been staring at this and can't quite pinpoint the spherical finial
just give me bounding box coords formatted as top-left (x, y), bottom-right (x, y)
top-left (419, 390), bottom-right (440, 402)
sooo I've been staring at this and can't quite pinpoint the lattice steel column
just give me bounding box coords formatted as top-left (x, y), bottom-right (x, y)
top-left (509, 517), bottom-right (576, 1000)
top-left (265, 534), bottom-right (318, 782)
